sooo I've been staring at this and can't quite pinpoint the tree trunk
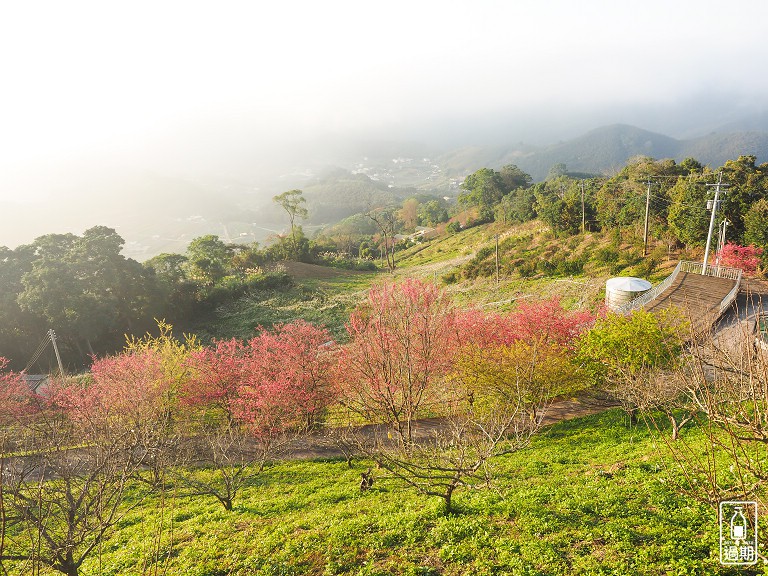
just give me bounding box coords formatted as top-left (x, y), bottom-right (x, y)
top-left (54, 553), bottom-right (79, 576)
top-left (218, 496), bottom-right (233, 511)
top-left (443, 485), bottom-right (455, 515)
top-left (669, 412), bottom-right (693, 441)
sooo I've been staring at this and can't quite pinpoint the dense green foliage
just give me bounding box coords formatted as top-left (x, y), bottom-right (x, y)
top-left (454, 154), bottom-right (768, 282)
top-left (0, 226), bottom-right (165, 367)
top-left (577, 309), bottom-right (685, 382)
top-left (457, 155), bottom-right (768, 253)
top-left (458, 165), bottom-right (532, 222)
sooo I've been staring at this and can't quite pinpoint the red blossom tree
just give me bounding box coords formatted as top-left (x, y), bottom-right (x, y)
top-left (183, 338), bottom-right (247, 420)
top-left (183, 321), bottom-right (335, 437)
top-left (46, 348), bottom-right (181, 486)
top-left (453, 308), bottom-right (516, 349)
top-left (716, 242), bottom-right (764, 276)
top-left (179, 320), bottom-right (336, 510)
top-left (68, 350), bottom-right (172, 423)
top-left (454, 297), bottom-right (594, 350)
top-left (334, 282), bottom-right (594, 512)
top-left (0, 357), bottom-right (36, 424)
top-left (336, 279), bottom-right (459, 445)
top-left (0, 353), bottom-right (157, 576)
top-left (239, 320), bottom-right (335, 432)
top-left (506, 297), bottom-right (595, 348)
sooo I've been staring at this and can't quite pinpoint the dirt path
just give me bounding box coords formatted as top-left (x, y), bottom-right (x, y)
top-left (283, 398), bottom-right (613, 461)
top-left (540, 397), bottom-right (612, 425)
top-left (281, 261), bottom-right (373, 280)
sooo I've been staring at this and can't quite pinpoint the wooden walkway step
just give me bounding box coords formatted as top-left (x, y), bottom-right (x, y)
top-left (644, 272), bottom-right (737, 332)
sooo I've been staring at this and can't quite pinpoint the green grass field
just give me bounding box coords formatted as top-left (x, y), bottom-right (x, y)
top-left (9, 410), bottom-right (750, 576)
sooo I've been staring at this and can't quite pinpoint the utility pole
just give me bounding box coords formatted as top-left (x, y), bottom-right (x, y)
top-left (642, 177), bottom-right (652, 257)
top-left (580, 180), bottom-right (586, 234)
top-left (48, 329), bottom-right (65, 377)
top-left (715, 219), bottom-right (730, 268)
top-left (703, 173), bottom-right (728, 275)
top-left (495, 234), bottom-right (500, 286)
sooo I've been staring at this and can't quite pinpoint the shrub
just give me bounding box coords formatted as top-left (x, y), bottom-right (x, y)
top-left (517, 260), bottom-right (537, 278)
top-left (536, 259), bottom-right (557, 275)
top-left (594, 247), bottom-right (620, 267)
top-left (556, 256), bottom-right (585, 276)
top-left (316, 252), bottom-right (378, 271)
top-left (629, 256), bottom-right (659, 278)
top-left (442, 271), bottom-right (460, 284)
top-left (196, 271), bottom-right (294, 310)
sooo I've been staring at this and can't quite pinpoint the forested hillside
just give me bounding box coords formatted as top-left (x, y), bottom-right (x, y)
top-left (2, 153), bottom-right (767, 373)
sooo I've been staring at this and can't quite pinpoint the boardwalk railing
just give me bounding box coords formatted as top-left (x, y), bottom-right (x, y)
top-left (615, 260), bottom-right (742, 316)
top-left (679, 261), bottom-right (742, 280)
top-left (718, 268), bottom-right (743, 316)
top-left (614, 261), bottom-right (682, 315)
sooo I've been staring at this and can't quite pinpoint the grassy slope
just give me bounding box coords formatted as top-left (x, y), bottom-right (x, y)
top-left (392, 220), bottom-right (682, 315)
top-left (190, 224), bottom-right (514, 342)
top-left (194, 219), bottom-right (677, 344)
top-left (37, 410), bottom-right (741, 576)
top-left (190, 264), bottom-right (378, 342)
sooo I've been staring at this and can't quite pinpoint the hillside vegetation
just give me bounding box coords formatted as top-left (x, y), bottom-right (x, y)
top-left (2, 151), bottom-right (768, 576)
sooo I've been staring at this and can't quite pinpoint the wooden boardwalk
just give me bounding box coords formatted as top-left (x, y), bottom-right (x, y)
top-left (643, 271), bottom-right (738, 332)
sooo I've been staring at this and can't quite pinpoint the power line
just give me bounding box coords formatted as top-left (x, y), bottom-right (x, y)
top-left (600, 189), bottom-right (702, 211)
top-left (22, 329), bottom-right (65, 377)
top-left (23, 334), bottom-right (52, 374)
top-left (645, 191), bottom-right (715, 211)
top-left (643, 177), bottom-right (652, 256)
top-left (637, 174), bottom-right (724, 182)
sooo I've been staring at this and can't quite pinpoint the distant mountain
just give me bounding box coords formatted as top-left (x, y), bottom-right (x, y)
top-left (515, 124), bottom-right (682, 179)
top-left (434, 124), bottom-right (768, 181)
top-left (682, 131), bottom-right (768, 168)
top-left (712, 110), bottom-right (768, 134)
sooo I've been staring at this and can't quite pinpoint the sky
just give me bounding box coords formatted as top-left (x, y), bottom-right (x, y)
top-left (1, 0), bottom-right (767, 244)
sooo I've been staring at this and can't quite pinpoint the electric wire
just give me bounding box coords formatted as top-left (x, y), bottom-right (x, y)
top-left (23, 334), bottom-right (52, 373)
top-left (648, 193), bottom-right (706, 210)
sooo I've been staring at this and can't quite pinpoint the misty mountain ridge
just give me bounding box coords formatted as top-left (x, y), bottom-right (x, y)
top-left (4, 117), bottom-right (768, 259)
top-left (299, 111), bottom-right (768, 188)
top-left (439, 124), bottom-right (768, 181)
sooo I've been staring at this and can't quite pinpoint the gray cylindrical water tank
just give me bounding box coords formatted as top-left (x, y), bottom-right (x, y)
top-left (605, 277), bottom-right (652, 311)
